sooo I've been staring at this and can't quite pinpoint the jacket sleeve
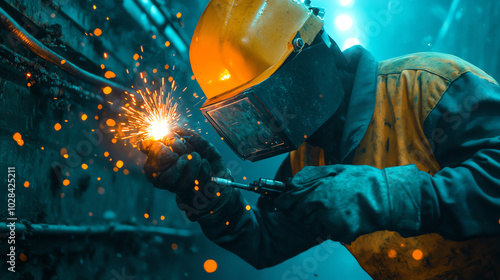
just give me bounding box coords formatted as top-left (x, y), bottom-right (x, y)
top-left (273, 71), bottom-right (500, 243)
top-left (195, 72), bottom-right (500, 265)
top-left (195, 156), bottom-right (320, 269)
top-left (420, 71), bottom-right (500, 239)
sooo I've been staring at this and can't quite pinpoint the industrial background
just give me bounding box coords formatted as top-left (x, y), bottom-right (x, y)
top-left (0, 0), bottom-right (499, 279)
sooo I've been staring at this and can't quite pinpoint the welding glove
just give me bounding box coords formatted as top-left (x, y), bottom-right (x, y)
top-left (141, 127), bottom-right (235, 221)
top-left (273, 164), bottom-right (433, 244)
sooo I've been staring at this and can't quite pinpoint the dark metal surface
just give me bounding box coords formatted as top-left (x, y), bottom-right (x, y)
top-left (0, 0), bottom-right (206, 279)
top-left (0, 6), bottom-right (132, 97)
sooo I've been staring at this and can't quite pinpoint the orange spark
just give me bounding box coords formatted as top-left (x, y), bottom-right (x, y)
top-left (412, 249), bottom-right (423, 260)
top-left (204, 260), bottom-right (218, 273)
top-left (120, 81), bottom-right (179, 141)
top-left (103, 86), bottom-right (112, 94)
top-left (105, 71), bottom-right (116, 79)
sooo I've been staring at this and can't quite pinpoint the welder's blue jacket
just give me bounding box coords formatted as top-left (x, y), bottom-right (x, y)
top-left (194, 46), bottom-right (500, 279)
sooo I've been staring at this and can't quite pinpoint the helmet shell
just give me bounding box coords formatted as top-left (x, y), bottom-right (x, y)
top-left (190, 0), bottom-right (322, 100)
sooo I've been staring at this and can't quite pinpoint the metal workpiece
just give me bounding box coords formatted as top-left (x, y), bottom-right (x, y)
top-left (0, 1), bottom-right (204, 278)
top-left (0, 5), bottom-right (132, 96)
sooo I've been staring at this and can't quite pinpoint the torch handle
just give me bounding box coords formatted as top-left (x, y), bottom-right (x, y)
top-left (163, 133), bottom-right (195, 154)
top-left (211, 177), bottom-right (291, 196)
top-left (182, 138), bottom-right (195, 154)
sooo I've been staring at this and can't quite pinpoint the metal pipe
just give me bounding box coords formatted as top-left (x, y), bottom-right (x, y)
top-left (0, 222), bottom-right (194, 238)
top-left (130, 0), bottom-right (187, 57)
top-left (435, 0), bottom-right (461, 47)
top-left (130, 0), bottom-right (169, 44)
top-left (40, 0), bottom-right (129, 69)
top-left (0, 44), bottom-right (105, 102)
top-left (150, 0), bottom-right (189, 46)
top-left (0, 6), bottom-right (132, 95)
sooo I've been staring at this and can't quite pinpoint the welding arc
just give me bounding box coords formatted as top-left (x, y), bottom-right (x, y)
top-left (0, 7), bottom-right (131, 95)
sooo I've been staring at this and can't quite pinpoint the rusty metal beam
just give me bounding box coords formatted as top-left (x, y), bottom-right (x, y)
top-left (434, 0), bottom-right (460, 47)
top-left (0, 222), bottom-right (194, 238)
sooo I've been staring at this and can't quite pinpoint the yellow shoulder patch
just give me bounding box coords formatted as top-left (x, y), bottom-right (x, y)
top-left (378, 52), bottom-right (498, 85)
top-left (349, 53), bottom-right (500, 279)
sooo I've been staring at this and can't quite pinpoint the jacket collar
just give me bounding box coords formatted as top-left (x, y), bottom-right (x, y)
top-left (340, 46), bottom-right (378, 163)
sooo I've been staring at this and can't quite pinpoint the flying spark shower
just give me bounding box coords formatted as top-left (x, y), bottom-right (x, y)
top-left (119, 79), bottom-right (180, 142)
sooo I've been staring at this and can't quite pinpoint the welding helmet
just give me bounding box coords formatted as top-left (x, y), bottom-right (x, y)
top-left (190, 0), bottom-right (345, 161)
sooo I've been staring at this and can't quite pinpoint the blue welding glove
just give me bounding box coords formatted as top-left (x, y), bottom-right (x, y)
top-left (272, 164), bottom-right (431, 244)
top-left (141, 127), bottom-right (235, 220)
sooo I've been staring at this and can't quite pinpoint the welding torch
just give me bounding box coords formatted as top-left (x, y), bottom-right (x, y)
top-left (211, 177), bottom-right (291, 195)
top-left (162, 132), bottom-right (195, 153)
top-left (162, 134), bottom-right (291, 195)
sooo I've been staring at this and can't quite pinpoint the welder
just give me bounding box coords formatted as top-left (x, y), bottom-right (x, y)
top-left (141, 0), bottom-right (500, 278)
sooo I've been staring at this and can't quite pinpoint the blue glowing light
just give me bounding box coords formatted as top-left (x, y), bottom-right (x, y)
top-left (339, 0), bottom-right (353, 7)
top-left (335, 14), bottom-right (353, 31)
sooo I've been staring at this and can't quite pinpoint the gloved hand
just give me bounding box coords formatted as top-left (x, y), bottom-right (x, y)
top-left (140, 127), bottom-right (234, 220)
top-left (272, 164), bottom-right (430, 244)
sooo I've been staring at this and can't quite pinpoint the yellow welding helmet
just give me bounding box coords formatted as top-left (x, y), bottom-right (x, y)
top-left (190, 0), bottom-right (324, 100)
top-left (191, 0), bottom-right (346, 161)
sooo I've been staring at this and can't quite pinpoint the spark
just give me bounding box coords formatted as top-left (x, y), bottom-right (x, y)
top-left (120, 81), bottom-right (179, 142)
top-left (105, 71), bottom-right (116, 78)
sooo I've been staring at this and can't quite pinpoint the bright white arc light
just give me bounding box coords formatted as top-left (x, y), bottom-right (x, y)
top-left (339, 0), bottom-right (353, 6)
top-left (335, 15), bottom-right (353, 31)
top-left (149, 121), bottom-right (170, 140)
top-left (343, 38), bottom-right (360, 50)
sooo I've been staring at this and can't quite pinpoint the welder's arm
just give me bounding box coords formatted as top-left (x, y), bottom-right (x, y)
top-left (194, 187), bottom-right (321, 269)
top-left (142, 129), bottom-right (320, 269)
top-left (271, 72), bottom-right (500, 244)
top-left (270, 158), bottom-right (500, 245)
